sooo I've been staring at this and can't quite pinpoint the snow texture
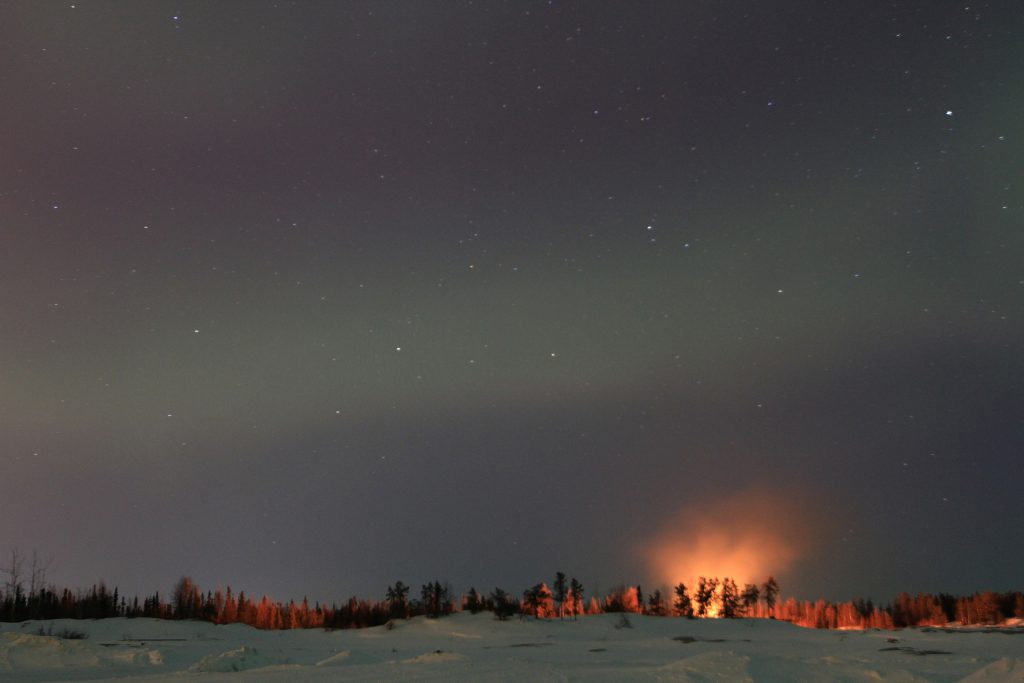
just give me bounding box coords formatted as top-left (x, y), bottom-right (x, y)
top-left (1, 614), bottom-right (1022, 681)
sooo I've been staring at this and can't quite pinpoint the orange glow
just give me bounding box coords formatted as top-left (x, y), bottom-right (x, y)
top-left (645, 489), bottom-right (823, 597)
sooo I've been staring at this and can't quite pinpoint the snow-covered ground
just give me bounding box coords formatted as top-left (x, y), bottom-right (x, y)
top-left (2, 613), bottom-right (1022, 682)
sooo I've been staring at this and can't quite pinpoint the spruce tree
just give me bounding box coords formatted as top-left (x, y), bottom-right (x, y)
top-left (569, 578), bottom-right (584, 620)
top-left (720, 578), bottom-right (740, 618)
top-left (695, 577), bottom-right (717, 617)
top-left (385, 581), bottom-right (410, 619)
top-left (647, 589), bottom-right (665, 616)
top-left (673, 582), bottom-right (693, 617)
top-left (464, 587), bottom-right (482, 614)
top-left (489, 587), bottom-right (517, 621)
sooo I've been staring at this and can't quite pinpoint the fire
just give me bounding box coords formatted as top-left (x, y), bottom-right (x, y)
top-left (645, 489), bottom-right (820, 599)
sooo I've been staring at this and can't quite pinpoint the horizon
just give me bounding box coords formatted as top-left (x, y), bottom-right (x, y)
top-left (8, 546), bottom-right (1022, 610)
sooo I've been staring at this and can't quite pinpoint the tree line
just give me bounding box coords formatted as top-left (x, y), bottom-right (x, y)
top-left (3, 556), bottom-right (1022, 630)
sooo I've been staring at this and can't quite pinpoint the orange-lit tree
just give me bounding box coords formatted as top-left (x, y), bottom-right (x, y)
top-left (568, 578), bottom-right (584, 620)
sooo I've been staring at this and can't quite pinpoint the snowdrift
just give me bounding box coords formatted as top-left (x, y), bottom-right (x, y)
top-left (0, 613), bottom-right (1021, 681)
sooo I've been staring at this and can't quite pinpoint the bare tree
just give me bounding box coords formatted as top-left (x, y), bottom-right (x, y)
top-left (2, 548), bottom-right (24, 599)
top-left (28, 550), bottom-right (53, 596)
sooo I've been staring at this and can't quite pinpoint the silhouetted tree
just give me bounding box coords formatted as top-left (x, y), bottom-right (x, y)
top-left (553, 572), bottom-right (568, 619)
top-left (741, 583), bottom-right (760, 615)
top-left (673, 582), bottom-right (694, 617)
top-left (2, 549), bottom-right (24, 616)
top-left (603, 584), bottom-right (626, 613)
top-left (695, 577), bottom-right (718, 617)
top-left (523, 584), bottom-right (541, 617)
top-left (568, 578), bottom-right (584, 620)
top-left (762, 576), bottom-right (779, 615)
top-left (647, 589), bottom-right (665, 616)
top-left (720, 578), bottom-right (740, 618)
top-left (489, 587), bottom-right (518, 621)
top-left (420, 581), bottom-right (452, 618)
top-left (203, 590), bottom-right (219, 622)
top-left (385, 581), bottom-right (410, 619)
top-left (464, 587), bottom-right (482, 614)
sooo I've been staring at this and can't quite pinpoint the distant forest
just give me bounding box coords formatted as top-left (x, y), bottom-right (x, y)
top-left (2, 552), bottom-right (1022, 631)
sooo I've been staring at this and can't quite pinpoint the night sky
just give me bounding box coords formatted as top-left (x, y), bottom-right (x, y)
top-left (3, 1), bottom-right (1022, 605)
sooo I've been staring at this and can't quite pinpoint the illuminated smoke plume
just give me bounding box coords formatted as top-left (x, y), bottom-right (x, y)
top-left (645, 489), bottom-right (823, 592)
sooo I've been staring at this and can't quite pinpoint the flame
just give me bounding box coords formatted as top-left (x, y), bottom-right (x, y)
top-left (645, 489), bottom-right (821, 595)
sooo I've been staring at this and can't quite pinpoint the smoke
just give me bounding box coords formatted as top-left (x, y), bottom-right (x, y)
top-left (645, 489), bottom-right (826, 592)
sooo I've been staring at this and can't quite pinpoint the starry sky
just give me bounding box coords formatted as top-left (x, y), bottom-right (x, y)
top-left (2, 1), bottom-right (1022, 605)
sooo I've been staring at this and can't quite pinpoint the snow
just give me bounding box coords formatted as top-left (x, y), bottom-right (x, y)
top-left (0, 614), bottom-right (1022, 681)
